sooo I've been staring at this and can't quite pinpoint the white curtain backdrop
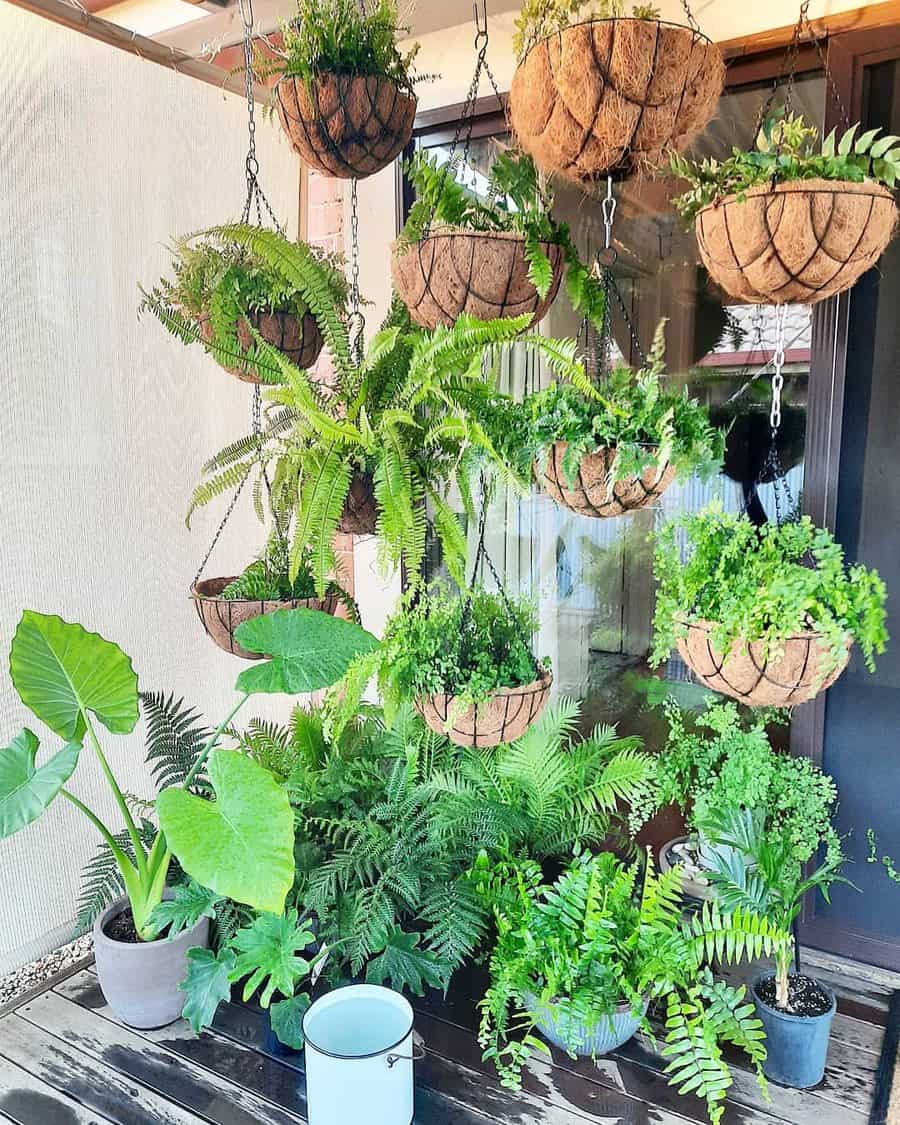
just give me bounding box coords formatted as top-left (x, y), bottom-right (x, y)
top-left (0, 7), bottom-right (301, 971)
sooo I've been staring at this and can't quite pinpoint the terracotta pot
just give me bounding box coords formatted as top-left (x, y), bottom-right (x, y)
top-left (275, 72), bottom-right (416, 179)
top-left (338, 472), bottom-right (378, 536)
top-left (191, 576), bottom-right (339, 660)
top-left (695, 178), bottom-right (899, 305)
top-left (392, 230), bottom-right (564, 330)
top-left (509, 19), bottom-right (724, 184)
top-left (676, 618), bottom-right (852, 707)
top-left (197, 308), bottom-right (324, 383)
top-left (537, 443), bottom-right (675, 518)
top-left (414, 666), bottom-right (552, 748)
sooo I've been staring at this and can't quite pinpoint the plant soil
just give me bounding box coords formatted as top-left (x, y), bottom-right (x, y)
top-left (102, 905), bottom-right (165, 945)
top-left (756, 974), bottom-right (833, 1018)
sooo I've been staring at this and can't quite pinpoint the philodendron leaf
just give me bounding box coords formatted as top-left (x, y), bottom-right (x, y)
top-left (233, 609), bottom-right (380, 696)
top-left (146, 880), bottom-right (222, 940)
top-left (270, 993), bottom-right (311, 1049)
top-left (231, 909), bottom-right (318, 1006)
top-left (0, 729), bottom-right (81, 838)
top-left (9, 612), bottom-right (139, 740)
top-left (180, 946), bottom-right (236, 1034)
top-left (157, 750), bottom-right (293, 914)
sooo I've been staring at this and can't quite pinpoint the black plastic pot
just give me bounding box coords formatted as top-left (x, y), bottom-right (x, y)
top-left (752, 971), bottom-right (836, 1088)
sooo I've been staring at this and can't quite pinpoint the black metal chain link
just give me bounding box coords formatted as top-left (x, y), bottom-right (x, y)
top-left (679, 0), bottom-right (701, 35)
top-left (348, 179), bottom-right (365, 365)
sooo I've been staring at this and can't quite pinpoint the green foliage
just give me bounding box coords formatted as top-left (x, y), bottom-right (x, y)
top-left (146, 880), bottom-right (222, 939)
top-left (650, 504), bottom-right (888, 678)
top-left (269, 993), bottom-right (311, 1049)
top-left (0, 730), bottom-right (81, 838)
top-left (180, 946), bottom-right (236, 1035)
top-left (672, 111), bottom-right (900, 222)
top-left (513, 0), bottom-right (660, 59)
top-left (73, 817), bottom-right (159, 938)
top-left (364, 927), bottom-right (446, 994)
top-left (477, 850), bottom-right (786, 1122)
top-left (220, 539), bottom-right (356, 617)
top-left (378, 586), bottom-right (541, 715)
top-left (139, 691), bottom-right (212, 794)
top-left (399, 149), bottom-right (606, 329)
top-left (140, 228), bottom-right (347, 383)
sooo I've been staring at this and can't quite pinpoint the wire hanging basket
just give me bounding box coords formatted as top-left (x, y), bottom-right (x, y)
top-left (197, 307), bottom-right (324, 384)
top-left (275, 73), bottom-right (416, 179)
top-left (338, 471), bottom-right (378, 535)
top-left (509, 17), bottom-right (724, 184)
top-left (536, 442), bottom-right (675, 518)
top-left (414, 666), bottom-right (553, 748)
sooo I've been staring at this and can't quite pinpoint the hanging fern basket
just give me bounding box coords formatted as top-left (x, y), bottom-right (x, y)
top-left (275, 73), bottom-right (417, 179)
top-left (191, 577), bottom-right (339, 660)
top-left (509, 19), bottom-right (724, 184)
top-left (338, 472), bottom-right (378, 536)
top-left (537, 442), bottom-right (675, 518)
top-left (676, 618), bottom-right (852, 708)
top-left (197, 309), bottom-right (324, 384)
top-left (695, 179), bottom-right (899, 304)
top-left (391, 230), bottom-right (564, 329)
top-left (414, 667), bottom-right (553, 748)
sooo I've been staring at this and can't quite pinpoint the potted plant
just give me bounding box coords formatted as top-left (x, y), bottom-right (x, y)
top-left (139, 227), bottom-right (347, 384)
top-left (0, 607), bottom-right (377, 1027)
top-left (703, 806), bottom-right (849, 1089)
top-left (376, 586), bottom-right (552, 748)
top-left (476, 850), bottom-right (789, 1124)
top-left (650, 504), bottom-right (888, 707)
top-left (485, 320), bottom-right (723, 517)
top-left (672, 112), bottom-right (900, 304)
top-left (187, 225), bottom-right (595, 593)
top-left (393, 149), bottom-right (606, 330)
top-left (508, 0), bottom-right (725, 183)
top-left (192, 538), bottom-right (356, 660)
top-left (263, 0), bottom-right (420, 179)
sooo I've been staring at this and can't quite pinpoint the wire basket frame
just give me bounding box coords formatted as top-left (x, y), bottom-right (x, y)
top-left (197, 308), bottom-right (324, 384)
top-left (391, 230), bottom-right (564, 329)
top-left (415, 666), bottom-right (552, 748)
top-left (537, 442), bottom-right (675, 518)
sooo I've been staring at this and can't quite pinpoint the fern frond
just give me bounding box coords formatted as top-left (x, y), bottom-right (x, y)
top-left (140, 691), bottom-right (212, 793)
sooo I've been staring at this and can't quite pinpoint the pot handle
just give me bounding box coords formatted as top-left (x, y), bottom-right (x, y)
top-left (386, 1032), bottom-right (426, 1068)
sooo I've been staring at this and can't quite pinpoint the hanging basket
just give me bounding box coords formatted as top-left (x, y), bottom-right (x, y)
top-left (275, 73), bottom-right (417, 180)
top-left (537, 442), bottom-right (675, 518)
top-left (414, 667), bottom-right (552, 748)
top-left (191, 577), bottom-right (339, 660)
top-left (338, 472), bottom-right (378, 536)
top-left (509, 19), bottom-right (724, 184)
top-left (391, 230), bottom-right (564, 329)
top-left (676, 618), bottom-right (852, 707)
top-left (197, 309), bottom-right (324, 384)
top-left (695, 179), bottom-right (899, 305)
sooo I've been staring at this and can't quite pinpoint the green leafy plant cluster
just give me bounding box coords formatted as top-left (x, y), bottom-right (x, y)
top-left (477, 850), bottom-right (787, 1123)
top-left (672, 111), bottom-right (900, 223)
top-left (399, 149), bottom-right (605, 329)
top-left (650, 503), bottom-right (888, 677)
top-left (220, 538), bottom-right (356, 620)
top-left (513, 0), bottom-right (660, 59)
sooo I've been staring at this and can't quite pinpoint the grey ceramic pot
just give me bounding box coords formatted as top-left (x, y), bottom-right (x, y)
top-left (752, 971), bottom-right (836, 1089)
top-left (525, 992), bottom-right (647, 1056)
top-left (93, 895), bottom-right (210, 1029)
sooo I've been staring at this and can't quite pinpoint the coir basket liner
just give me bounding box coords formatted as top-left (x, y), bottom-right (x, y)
top-left (275, 73), bottom-right (416, 179)
top-left (191, 577), bottom-right (339, 660)
top-left (537, 442), bottom-right (675, 518)
top-left (197, 309), bottom-right (323, 384)
top-left (415, 667), bottom-right (552, 748)
top-left (695, 179), bottom-right (898, 304)
top-left (391, 230), bottom-right (563, 330)
top-left (676, 619), bottom-right (852, 708)
top-left (509, 19), bottom-right (724, 184)
top-left (339, 472), bottom-right (378, 536)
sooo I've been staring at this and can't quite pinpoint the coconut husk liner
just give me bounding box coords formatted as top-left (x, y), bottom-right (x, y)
top-left (197, 309), bottom-right (324, 384)
top-left (414, 666), bottom-right (552, 748)
top-left (275, 73), bottom-right (416, 180)
top-left (391, 230), bottom-right (564, 330)
top-left (509, 19), bottom-right (724, 184)
top-left (695, 179), bottom-right (899, 305)
top-left (676, 618), bottom-right (852, 707)
top-left (537, 442), bottom-right (675, 518)
top-left (337, 471), bottom-right (378, 536)
top-left (191, 577), bottom-right (339, 660)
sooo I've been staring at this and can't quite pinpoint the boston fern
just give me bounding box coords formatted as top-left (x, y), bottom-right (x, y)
top-left (477, 850), bottom-right (788, 1124)
top-left (672, 110), bottom-right (900, 222)
top-left (651, 504), bottom-right (888, 676)
top-left (399, 148), bottom-right (606, 329)
top-left (187, 224), bottom-right (594, 593)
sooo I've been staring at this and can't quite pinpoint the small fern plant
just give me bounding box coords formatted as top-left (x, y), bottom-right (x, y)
top-left (477, 850), bottom-right (789, 1124)
top-left (399, 149), bottom-right (606, 329)
top-left (220, 535), bottom-right (358, 619)
top-left (187, 224), bottom-right (596, 593)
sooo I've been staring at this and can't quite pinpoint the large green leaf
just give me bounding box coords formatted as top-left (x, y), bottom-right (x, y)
top-left (234, 609), bottom-right (379, 695)
top-left (146, 880), bottom-right (222, 940)
top-left (180, 946), bottom-right (236, 1034)
top-left (270, 993), bottom-right (311, 1049)
top-left (156, 750), bottom-right (293, 914)
top-left (0, 729), bottom-right (81, 838)
top-left (230, 909), bottom-right (317, 1006)
top-left (9, 612), bottom-right (139, 740)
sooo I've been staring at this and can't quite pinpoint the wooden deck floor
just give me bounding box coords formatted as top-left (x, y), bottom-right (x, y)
top-left (0, 957), bottom-right (893, 1125)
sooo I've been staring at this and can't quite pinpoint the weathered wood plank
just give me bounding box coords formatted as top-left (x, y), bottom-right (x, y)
top-left (0, 1015), bottom-right (206, 1125)
top-left (19, 989), bottom-right (304, 1125)
top-left (0, 1051), bottom-right (119, 1125)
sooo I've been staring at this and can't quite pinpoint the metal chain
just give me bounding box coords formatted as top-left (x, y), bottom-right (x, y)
top-left (769, 305), bottom-right (787, 433)
top-left (348, 179), bottom-right (365, 365)
top-left (679, 0), bottom-right (701, 34)
top-left (601, 175), bottom-right (617, 252)
top-left (237, 0), bottom-right (284, 232)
